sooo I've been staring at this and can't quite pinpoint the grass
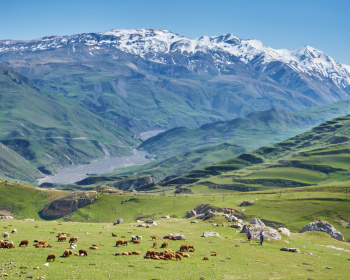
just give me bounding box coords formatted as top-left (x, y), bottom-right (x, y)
top-left (1, 218), bottom-right (350, 279)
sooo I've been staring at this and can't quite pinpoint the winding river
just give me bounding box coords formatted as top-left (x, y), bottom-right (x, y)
top-left (36, 149), bottom-right (151, 185)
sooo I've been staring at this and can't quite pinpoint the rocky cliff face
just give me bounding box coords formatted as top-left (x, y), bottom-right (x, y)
top-left (41, 191), bottom-right (99, 219)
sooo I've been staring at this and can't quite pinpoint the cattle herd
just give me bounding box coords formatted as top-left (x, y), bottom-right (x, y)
top-left (1, 229), bottom-right (212, 264)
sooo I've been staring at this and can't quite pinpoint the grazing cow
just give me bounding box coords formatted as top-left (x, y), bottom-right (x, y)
top-left (115, 253), bottom-right (122, 256)
top-left (2, 232), bottom-right (9, 238)
top-left (69, 237), bottom-right (78, 243)
top-left (19, 240), bottom-right (29, 247)
top-left (150, 235), bottom-right (157, 240)
top-left (163, 235), bottom-right (171, 239)
top-left (160, 241), bottom-right (168, 248)
top-left (6, 241), bottom-right (15, 249)
top-left (123, 240), bottom-right (128, 246)
top-left (116, 240), bottom-right (124, 246)
top-left (132, 240), bottom-right (141, 244)
top-left (153, 242), bottom-right (157, 248)
top-left (183, 253), bottom-right (190, 258)
top-left (203, 257), bottom-right (209, 260)
top-left (47, 244), bottom-right (53, 248)
top-left (132, 251), bottom-right (141, 255)
top-left (112, 233), bottom-right (118, 237)
top-left (171, 236), bottom-right (178, 241)
top-left (79, 249), bottom-right (88, 256)
top-left (73, 252), bottom-right (79, 256)
top-left (63, 249), bottom-right (73, 257)
top-left (34, 244), bottom-right (43, 248)
top-left (11, 229), bottom-right (17, 233)
top-left (180, 244), bottom-right (189, 252)
top-left (47, 254), bottom-right (56, 262)
top-left (211, 253), bottom-right (217, 256)
top-left (89, 246), bottom-right (98, 250)
top-left (58, 236), bottom-right (67, 242)
top-left (175, 254), bottom-right (182, 261)
top-left (39, 240), bottom-right (47, 245)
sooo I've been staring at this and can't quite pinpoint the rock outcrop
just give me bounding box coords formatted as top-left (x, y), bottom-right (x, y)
top-left (300, 220), bottom-right (344, 241)
top-left (41, 191), bottom-right (99, 219)
top-left (185, 204), bottom-right (239, 222)
top-left (113, 218), bottom-right (124, 225)
top-left (169, 233), bottom-right (186, 240)
top-left (250, 218), bottom-right (265, 227)
top-left (240, 225), bottom-right (281, 241)
top-left (202, 231), bottom-right (221, 238)
top-left (278, 227), bottom-right (291, 237)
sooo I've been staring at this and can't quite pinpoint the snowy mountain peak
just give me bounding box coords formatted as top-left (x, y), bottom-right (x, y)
top-left (0, 29), bottom-right (349, 88)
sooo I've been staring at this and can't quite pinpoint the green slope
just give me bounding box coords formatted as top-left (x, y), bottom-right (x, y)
top-left (139, 108), bottom-right (320, 159)
top-left (0, 64), bottom-right (136, 180)
top-left (0, 143), bottom-right (43, 182)
top-left (161, 114), bottom-right (350, 192)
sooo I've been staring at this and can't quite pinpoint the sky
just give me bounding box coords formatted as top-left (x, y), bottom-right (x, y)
top-left (1, 0), bottom-right (350, 65)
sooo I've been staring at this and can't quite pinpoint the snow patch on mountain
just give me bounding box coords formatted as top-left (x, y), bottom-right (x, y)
top-left (0, 28), bottom-right (349, 88)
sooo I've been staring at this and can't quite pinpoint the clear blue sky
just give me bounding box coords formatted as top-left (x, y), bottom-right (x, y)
top-left (2, 0), bottom-right (350, 65)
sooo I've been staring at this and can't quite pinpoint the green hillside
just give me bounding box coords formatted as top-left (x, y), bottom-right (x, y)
top-left (160, 114), bottom-right (350, 193)
top-left (0, 64), bottom-right (136, 180)
top-left (0, 143), bottom-right (43, 182)
top-left (139, 108), bottom-right (320, 160)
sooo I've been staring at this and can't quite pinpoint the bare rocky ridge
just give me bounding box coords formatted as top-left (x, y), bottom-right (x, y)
top-left (300, 220), bottom-right (344, 241)
top-left (41, 191), bottom-right (99, 219)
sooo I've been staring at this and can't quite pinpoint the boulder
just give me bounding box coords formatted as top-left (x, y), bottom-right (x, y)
top-left (161, 215), bottom-right (171, 219)
top-left (299, 220), bottom-right (344, 241)
top-left (170, 233), bottom-right (186, 240)
top-left (238, 201), bottom-right (253, 207)
top-left (202, 231), bottom-right (221, 238)
top-left (278, 227), bottom-right (291, 237)
top-left (113, 218), bottom-right (124, 225)
top-left (240, 225), bottom-right (281, 241)
top-left (185, 210), bottom-right (196, 218)
top-left (144, 220), bottom-right (157, 226)
top-left (191, 221), bottom-right (198, 224)
top-left (250, 218), bottom-right (265, 227)
top-left (0, 216), bottom-right (14, 219)
top-left (222, 214), bottom-right (238, 222)
top-left (280, 247), bottom-right (300, 253)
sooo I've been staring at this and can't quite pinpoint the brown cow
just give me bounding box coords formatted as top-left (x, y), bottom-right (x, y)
top-left (116, 240), bottom-right (124, 246)
top-left (69, 237), bottom-right (78, 243)
top-left (150, 235), bottom-right (157, 240)
top-left (19, 240), bottom-right (29, 247)
top-left (132, 251), bottom-right (141, 255)
top-left (123, 240), bottom-right (128, 246)
top-left (58, 236), bottom-right (67, 242)
top-left (153, 242), bottom-right (157, 248)
top-left (163, 235), bottom-right (171, 239)
top-left (79, 249), bottom-right (88, 256)
top-left (63, 249), bottom-right (73, 257)
top-left (47, 254), bottom-right (56, 262)
top-left (160, 241), bottom-right (168, 248)
top-left (112, 233), bottom-right (118, 237)
top-left (38, 240), bottom-right (47, 245)
top-left (132, 240), bottom-right (141, 244)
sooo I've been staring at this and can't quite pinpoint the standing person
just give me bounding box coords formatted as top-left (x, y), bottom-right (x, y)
top-left (259, 229), bottom-right (264, 245)
top-left (246, 229), bottom-right (252, 243)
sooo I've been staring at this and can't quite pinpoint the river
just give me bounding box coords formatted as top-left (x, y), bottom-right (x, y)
top-left (36, 149), bottom-right (151, 185)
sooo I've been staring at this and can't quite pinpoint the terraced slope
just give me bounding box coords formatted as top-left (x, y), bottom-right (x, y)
top-left (161, 114), bottom-right (350, 192)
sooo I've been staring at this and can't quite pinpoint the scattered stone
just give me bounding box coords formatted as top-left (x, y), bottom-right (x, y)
top-left (278, 227), bottom-right (291, 237)
top-left (161, 215), bottom-right (170, 219)
top-left (321, 245), bottom-right (350, 253)
top-left (326, 267), bottom-right (332, 269)
top-left (347, 238), bottom-right (350, 243)
top-left (202, 232), bottom-right (221, 238)
top-left (185, 210), bottom-right (196, 218)
top-left (169, 233), bottom-right (186, 240)
top-left (113, 218), bottom-right (124, 225)
top-left (300, 220), bottom-right (344, 241)
top-left (23, 219), bottom-right (35, 221)
top-left (280, 247), bottom-right (300, 253)
top-left (0, 216), bottom-right (13, 219)
top-left (191, 221), bottom-right (198, 224)
top-left (222, 214), bottom-right (238, 222)
top-left (238, 201), bottom-right (254, 207)
top-left (250, 218), bottom-right (265, 227)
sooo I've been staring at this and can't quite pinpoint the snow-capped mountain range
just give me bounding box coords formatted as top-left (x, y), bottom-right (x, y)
top-left (1, 28), bottom-right (350, 89)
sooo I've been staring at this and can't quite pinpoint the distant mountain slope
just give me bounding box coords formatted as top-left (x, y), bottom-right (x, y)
top-left (161, 114), bottom-right (350, 192)
top-left (0, 64), bottom-right (135, 178)
top-left (0, 143), bottom-right (43, 182)
top-left (0, 29), bottom-right (349, 136)
top-left (139, 108), bottom-right (321, 159)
